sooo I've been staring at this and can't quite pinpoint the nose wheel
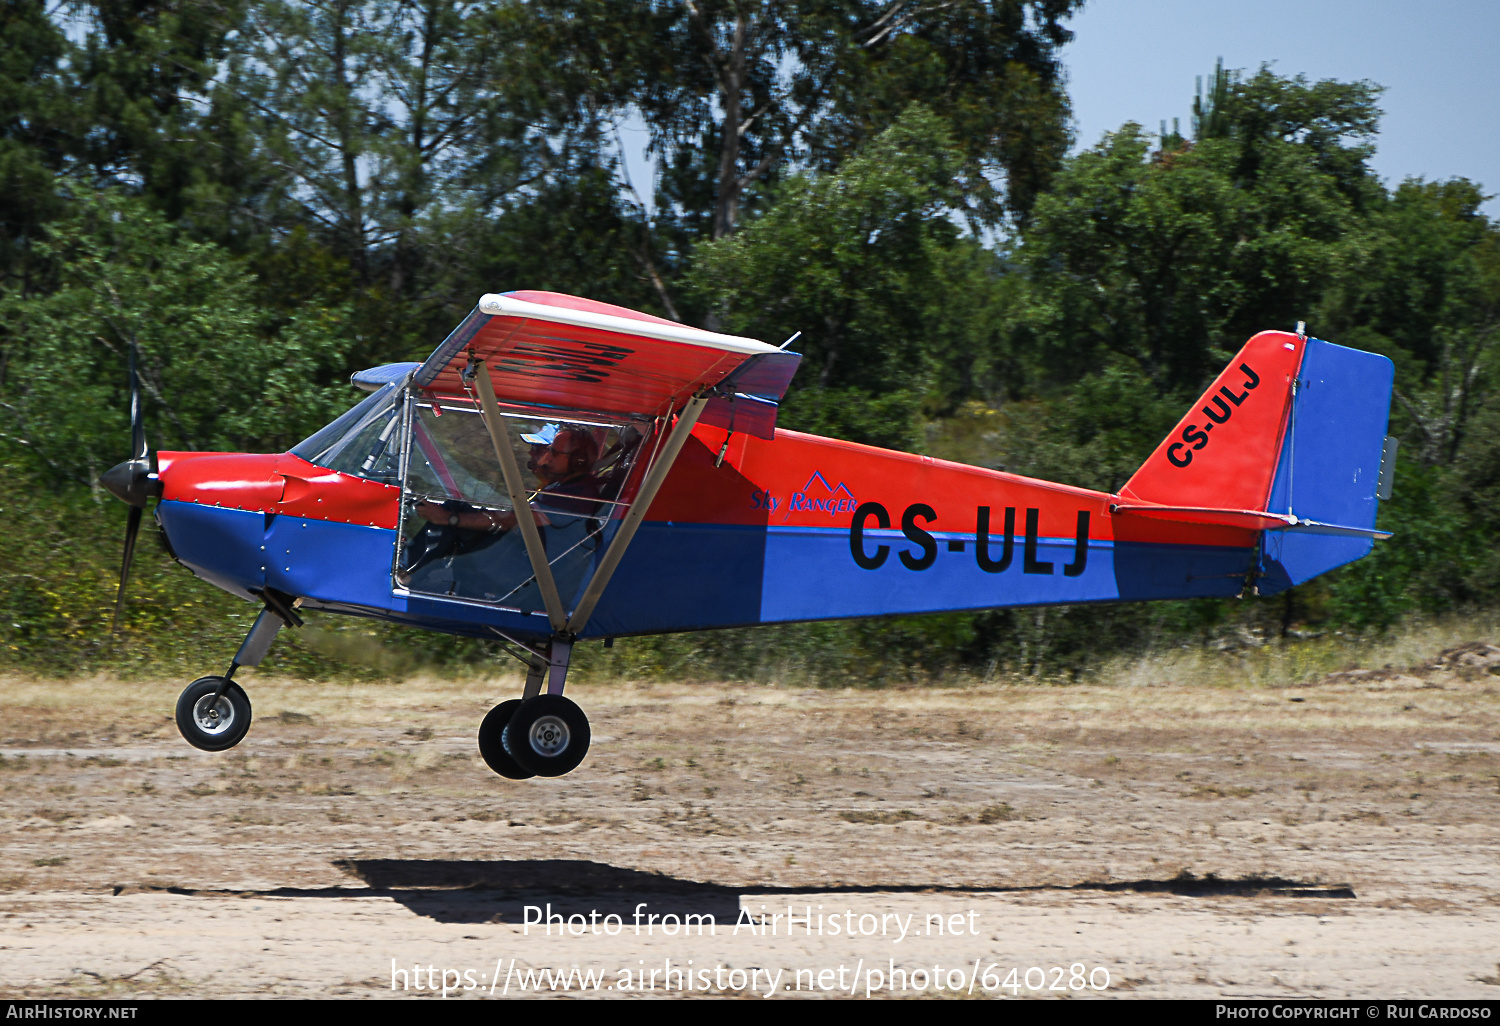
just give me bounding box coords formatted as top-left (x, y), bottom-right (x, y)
top-left (175, 676), bottom-right (253, 752)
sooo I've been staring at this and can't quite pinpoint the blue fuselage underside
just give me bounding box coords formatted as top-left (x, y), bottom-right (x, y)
top-left (157, 500), bottom-right (1255, 642)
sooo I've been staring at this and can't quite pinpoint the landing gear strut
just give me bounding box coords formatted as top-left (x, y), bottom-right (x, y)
top-left (175, 594), bottom-right (301, 753)
top-left (478, 636), bottom-right (591, 778)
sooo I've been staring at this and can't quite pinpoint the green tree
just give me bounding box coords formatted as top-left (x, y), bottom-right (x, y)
top-left (0, 0), bottom-right (73, 290)
top-left (74, 0), bottom-right (261, 226)
top-left (0, 190), bottom-right (356, 488)
top-left (1195, 61), bottom-right (1384, 210)
top-left (811, 0), bottom-right (1082, 226)
top-left (519, 0), bottom-right (1080, 330)
top-left (1016, 114), bottom-right (1361, 394)
top-left (689, 105), bottom-right (999, 448)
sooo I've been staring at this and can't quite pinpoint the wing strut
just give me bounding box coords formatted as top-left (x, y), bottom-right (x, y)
top-left (565, 395), bottom-right (709, 637)
top-left (475, 363), bottom-right (568, 632)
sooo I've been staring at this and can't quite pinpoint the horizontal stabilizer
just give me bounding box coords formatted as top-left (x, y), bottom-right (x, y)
top-left (1111, 503), bottom-right (1391, 538)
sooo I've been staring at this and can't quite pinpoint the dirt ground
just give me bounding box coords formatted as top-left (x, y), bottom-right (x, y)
top-left (4, 640), bottom-right (1500, 1000)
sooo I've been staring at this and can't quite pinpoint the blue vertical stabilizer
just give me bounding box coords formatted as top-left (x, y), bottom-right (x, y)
top-left (1258, 338), bottom-right (1394, 594)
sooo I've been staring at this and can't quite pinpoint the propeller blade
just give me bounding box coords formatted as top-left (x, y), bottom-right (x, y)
top-left (111, 504), bottom-right (143, 633)
top-left (128, 338), bottom-right (147, 460)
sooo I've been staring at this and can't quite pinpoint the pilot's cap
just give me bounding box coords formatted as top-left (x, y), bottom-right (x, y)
top-left (520, 423), bottom-right (559, 445)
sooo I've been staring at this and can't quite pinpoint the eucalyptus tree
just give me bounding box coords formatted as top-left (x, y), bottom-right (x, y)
top-left (242, 0), bottom-right (515, 289)
top-left (625, 0), bottom-right (1082, 244)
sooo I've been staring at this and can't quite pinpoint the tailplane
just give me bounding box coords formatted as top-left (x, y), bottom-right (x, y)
top-left (1114, 330), bottom-right (1396, 594)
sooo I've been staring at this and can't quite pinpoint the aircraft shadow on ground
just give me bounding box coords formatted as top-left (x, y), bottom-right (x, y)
top-left (280, 860), bottom-right (1354, 925)
top-left (111, 860), bottom-right (1354, 924)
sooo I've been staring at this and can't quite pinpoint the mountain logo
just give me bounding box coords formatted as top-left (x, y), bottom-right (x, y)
top-left (783, 471), bottom-right (858, 519)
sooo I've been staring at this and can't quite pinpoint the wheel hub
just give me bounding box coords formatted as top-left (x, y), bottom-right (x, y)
top-left (192, 693), bottom-right (236, 736)
top-left (527, 715), bottom-right (570, 757)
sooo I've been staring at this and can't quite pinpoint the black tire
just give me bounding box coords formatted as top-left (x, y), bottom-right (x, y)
top-left (477, 699), bottom-right (534, 779)
top-left (175, 676), bottom-right (252, 752)
top-left (502, 694), bottom-right (590, 777)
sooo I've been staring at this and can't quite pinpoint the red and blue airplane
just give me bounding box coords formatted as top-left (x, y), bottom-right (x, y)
top-left (101, 291), bottom-right (1396, 780)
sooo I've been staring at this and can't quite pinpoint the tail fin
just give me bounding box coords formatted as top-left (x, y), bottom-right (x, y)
top-left (1116, 331), bottom-right (1395, 594)
top-left (1119, 330), bottom-right (1305, 515)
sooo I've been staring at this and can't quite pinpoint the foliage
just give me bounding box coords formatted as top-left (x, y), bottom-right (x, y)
top-left (1016, 122), bottom-right (1362, 393)
top-left (689, 106), bottom-right (1005, 444)
top-left (0, 28), bottom-right (1498, 683)
top-left (0, 0), bottom-right (72, 283)
top-left (0, 191), bottom-right (356, 486)
top-left (554, 0), bottom-right (1081, 246)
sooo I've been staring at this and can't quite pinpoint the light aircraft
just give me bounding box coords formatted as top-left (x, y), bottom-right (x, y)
top-left (101, 291), bottom-right (1396, 779)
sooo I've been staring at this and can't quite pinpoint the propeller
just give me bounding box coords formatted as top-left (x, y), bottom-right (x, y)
top-left (100, 340), bottom-right (158, 632)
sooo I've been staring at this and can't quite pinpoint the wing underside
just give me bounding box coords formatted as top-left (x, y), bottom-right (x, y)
top-left (414, 291), bottom-right (797, 422)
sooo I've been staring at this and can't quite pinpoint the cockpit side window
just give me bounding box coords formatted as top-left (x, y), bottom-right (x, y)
top-left (405, 402), bottom-right (509, 507)
top-left (395, 396), bottom-right (649, 610)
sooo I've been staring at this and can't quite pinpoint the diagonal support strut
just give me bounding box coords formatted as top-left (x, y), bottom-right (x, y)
top-left (565, 395), bottom-right (709, 638)
top-left (474, 363), bottom-right (567, 633)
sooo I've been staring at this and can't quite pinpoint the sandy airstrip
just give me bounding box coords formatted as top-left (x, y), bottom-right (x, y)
top-left (3, 640), bottom-right (1500, 999)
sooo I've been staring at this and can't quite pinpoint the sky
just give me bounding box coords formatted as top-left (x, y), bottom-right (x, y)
top-left (615, 1), bottom-right (1500, 219)
top-left (1063, 0), bottom-right (1500, 214)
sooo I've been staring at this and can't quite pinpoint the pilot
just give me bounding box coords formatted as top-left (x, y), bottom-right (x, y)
top-left (413, 425), bottom-right (600, 532)
top-left (409, 425), bottom-right (603, 609)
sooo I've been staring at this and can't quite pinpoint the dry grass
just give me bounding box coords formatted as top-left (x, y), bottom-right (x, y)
top-left (3, 616), bottom-right (1500, 999)
top-left (1095, 612), bottom-right (1500, 691)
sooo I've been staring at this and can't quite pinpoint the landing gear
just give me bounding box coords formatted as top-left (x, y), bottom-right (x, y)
top-left (477, 636), bottom-right (591, 779)
top-left (175, 596), bottom-right (300, 754)
top-left (175, 676), bottom-right (253, 751)
top-left (503, 694), bottom-right (590, 777)
top-left (477, 699), bottom-right (534, 779)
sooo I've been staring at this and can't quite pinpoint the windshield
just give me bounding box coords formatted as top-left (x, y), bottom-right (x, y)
top-left (289, 383), bottom-right (404, 483)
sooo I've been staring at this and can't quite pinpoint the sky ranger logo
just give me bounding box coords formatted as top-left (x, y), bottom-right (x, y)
top-left (750, 472), bottom-right (859, 517)
top-left (785, 472), bottom-right (858, 519)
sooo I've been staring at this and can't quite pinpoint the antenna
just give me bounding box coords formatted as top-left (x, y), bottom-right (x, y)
top-left (779, 331), bottom-right (802, 350)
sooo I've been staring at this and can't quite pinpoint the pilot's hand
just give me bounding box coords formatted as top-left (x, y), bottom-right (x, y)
top-left (415, 500), bottom-right (456, 524)
top-left (416, 500), bottom-right (513, 532)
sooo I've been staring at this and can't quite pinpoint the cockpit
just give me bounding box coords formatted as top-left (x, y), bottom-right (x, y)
top-left (289, 372), bottom-right (649, 614)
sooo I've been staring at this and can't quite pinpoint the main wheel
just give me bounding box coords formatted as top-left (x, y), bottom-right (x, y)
top-left (175, 676), bottom-right (252, 752)
top-left (477, 699), bottom-right (534, 779)
top-left (502, 694), bottom-right (590, 777)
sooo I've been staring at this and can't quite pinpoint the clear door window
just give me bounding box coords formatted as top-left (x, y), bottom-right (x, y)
top-left (397, 399), bottom-right (647, 613)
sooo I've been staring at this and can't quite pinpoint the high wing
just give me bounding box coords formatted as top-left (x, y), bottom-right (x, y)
top-left (414, 291), bottom-right (799, 429)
